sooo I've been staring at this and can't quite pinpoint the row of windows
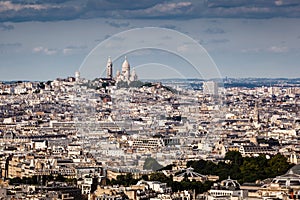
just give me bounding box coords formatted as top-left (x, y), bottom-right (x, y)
top-left (211, 191), bottom-right (232, 197)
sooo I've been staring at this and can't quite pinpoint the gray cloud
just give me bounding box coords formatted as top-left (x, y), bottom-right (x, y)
top-left (95, 34), bottom-right (112, 43)
top-left (1, 0), bottom-right (300, 22)
top-left (0, 1), bottom-right (84, 22)
top-left (159, 24), bottom-right (178, 30)
top-left (197, 38), bottom-right (229, 45)
top-left (8, 0), bottom-right (73, 4)
top-left (105, 20), bottom-right (130, 28)
top-left (0, 23), bottom-right (14, 30)
top-left (32, 46), bottom-right (58, 55)
top-left (85, 0), bottom-right (164, 11)
top-left (63, 45), bottom-right (87, 55)
top-left (241, 45), bottom-right (290, 54)
top-left (206, 0), bottom-right (299, 8)
top-left (204, 27), bottom-right (225, 34)
top-left (208, 39), bottom-right (230, 44)
top-left (0, 42), bottom-right (21, 47)
top-left (0, 42), bottom-right (22, 54)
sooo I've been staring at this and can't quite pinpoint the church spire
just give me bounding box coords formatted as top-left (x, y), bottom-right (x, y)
top-left (106, 56), bottom-right (113, 79)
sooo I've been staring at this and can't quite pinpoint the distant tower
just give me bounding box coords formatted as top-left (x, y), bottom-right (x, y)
top-left (106, 56), bottom-right (113, 79)
top-left (75, 71), bottom-right (80, 82)
top-left (122, 56), bottom-right (130, 81)
top-left (203, 81), bottom-right (218, 96)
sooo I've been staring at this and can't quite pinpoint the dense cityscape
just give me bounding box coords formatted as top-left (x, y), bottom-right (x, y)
top-left (0, 57), bottom-right (299, 199)
top-left (1, 0), bottom-right (300, 199)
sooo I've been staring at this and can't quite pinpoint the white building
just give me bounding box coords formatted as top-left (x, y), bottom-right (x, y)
top-left (203, 81), bottom-right (218, 96)
top-left (137, 180), bottom-right (172, 194)
top-left (207, 177), bottom-right (248, 200)
top-left (115, 56), bottom-right (138, 83)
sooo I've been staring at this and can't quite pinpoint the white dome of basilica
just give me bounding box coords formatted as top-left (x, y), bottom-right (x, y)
top-left (122, 56), bottom-right (130, 72)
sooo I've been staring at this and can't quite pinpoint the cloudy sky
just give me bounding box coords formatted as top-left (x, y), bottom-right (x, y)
top-left (0, 0), bottom-right (300, 80)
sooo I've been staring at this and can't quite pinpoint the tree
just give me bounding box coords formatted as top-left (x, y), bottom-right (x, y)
top-left (224, 151), bottom-right (243, 166)
top-left (55, 174), bottom-right (66, 182)
top-left (149, 172), bottom-right (170, 183)
top-left (141, 174), bottom-right (149, 181)
top-left (66, 178), bottom-right (77, 185)
top-left (223, 151), bottom-right (244, 180)
top-left (267, 154), bottom-right (293, 177)
top-left (129, 80), bottom-right (144, 88)
top-left (187, 153), bottom-right (293, 184)
top-left (187, 159), bottom-right (218, 175)
top-left (111, 173), bottom-right (139, 187)
top-left (117, 81), bottom-right (129, 88)
top-left (240, 159), bottom-right (261, 183)
top-left (158, 164), bottom-right (174, 171)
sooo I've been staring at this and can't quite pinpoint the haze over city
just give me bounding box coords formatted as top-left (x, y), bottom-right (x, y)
top-left (0, 0), bottom-right (300, 80)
